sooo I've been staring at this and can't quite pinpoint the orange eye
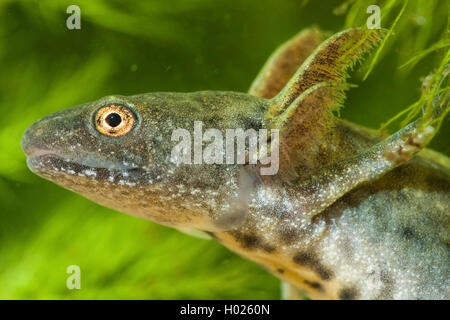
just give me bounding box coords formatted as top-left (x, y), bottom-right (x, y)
top-left (94, 104), bottom-right (135, 137)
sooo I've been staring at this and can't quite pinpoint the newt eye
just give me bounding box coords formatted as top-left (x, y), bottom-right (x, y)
top-left (94, 104), bottom-right (135, 137)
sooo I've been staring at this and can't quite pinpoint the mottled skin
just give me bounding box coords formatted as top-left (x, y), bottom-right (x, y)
top-left (22, 28), bottom-right (449, 299)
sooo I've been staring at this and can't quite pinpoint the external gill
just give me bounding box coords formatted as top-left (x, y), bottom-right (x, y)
top-left (262, 28), bottom-right (386, 180)
top-left (291, 65), bottom-right (449, 220)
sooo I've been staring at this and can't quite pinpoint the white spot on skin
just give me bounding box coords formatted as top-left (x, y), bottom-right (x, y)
top-left (83, 169), bottom-right (97, 177)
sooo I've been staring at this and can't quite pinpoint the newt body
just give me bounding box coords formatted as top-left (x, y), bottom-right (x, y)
top-left (22, 28), bottom-right (449, 299)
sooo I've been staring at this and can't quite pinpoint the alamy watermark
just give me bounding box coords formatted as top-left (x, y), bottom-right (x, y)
top-left (367, 5), bottom-right (381, 29)
top-left (66, 5), bottom-right (81, 30)
top-left (171, 121), bottom-right (279, 175)
top-left (66, 265), bottom-right (81, 290)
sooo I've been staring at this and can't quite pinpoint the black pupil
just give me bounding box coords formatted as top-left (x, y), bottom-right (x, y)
top-left (105, 113), bottom-right (122, 127)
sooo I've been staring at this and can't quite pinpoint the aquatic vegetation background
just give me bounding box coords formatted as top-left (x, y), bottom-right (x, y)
top-left (0, 0), bottom-right (448, 299)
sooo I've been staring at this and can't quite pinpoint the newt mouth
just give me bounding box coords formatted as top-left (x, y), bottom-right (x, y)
top-left (21, 126), bottom-right (148, 187)
top-left (22, 133), bottom-right (139, 173)
top-left (26, 153), bottom-right (99, 178)
top-left (25, 153), bottom-right (149, 190)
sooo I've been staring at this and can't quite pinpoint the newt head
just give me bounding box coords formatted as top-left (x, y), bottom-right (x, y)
top-left (21, 91), bottom-right (269, 231)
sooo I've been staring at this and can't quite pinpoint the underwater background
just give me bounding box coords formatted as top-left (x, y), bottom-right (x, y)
top-left (0, 0), bottom-right (448, 299)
